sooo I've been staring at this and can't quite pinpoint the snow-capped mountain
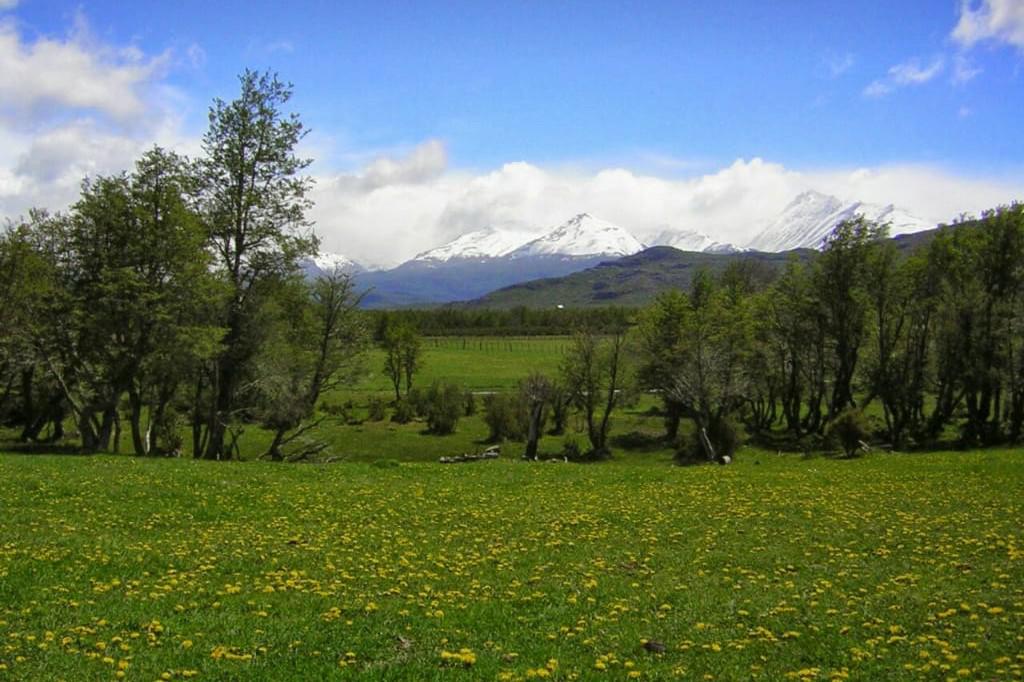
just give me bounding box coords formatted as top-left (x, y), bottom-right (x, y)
top-left (355, 214), bottom-right (645, 307)
top-left (412, 227), bottom-right (537, 262)
top-left (509, 213), bottom-right (645, 259)
top-left (746, 190), bottom-right (933, 252)
top-left (649, 228), bottom-right (741, 254)
top-left (299, 251), bottom-right (363, 279)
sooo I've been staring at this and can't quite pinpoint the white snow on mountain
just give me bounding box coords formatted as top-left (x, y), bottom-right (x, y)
top-left (300, 251), bottom-right (363, 279)
top-left (509, 213), bottom-right (645, 259)
top-left (313, 252), bottom-right (361, 271)
top-left (649, 228), bottom-right (715, 251)
top-left (745, 190), bottom-right (933, 252)
top-left (412, 227), bottom-right (538, 262)
top-left (648, 228), bottom-right (742, 254)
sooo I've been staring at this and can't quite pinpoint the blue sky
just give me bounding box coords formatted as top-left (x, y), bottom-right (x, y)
top-left (1, 1), bottom-right (1023, 263)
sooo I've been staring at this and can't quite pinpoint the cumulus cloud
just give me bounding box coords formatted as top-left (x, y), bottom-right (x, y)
top-left (864, 57), bottom-right (945, 97)
top-left (0, 15), bottom-right (170, 123)
top-left (309, 144), bottom-right (1022, 267)
top-left (952, 0), bottom-right (1024, 50)
top-left (0, 15), bottom-right (194, 221)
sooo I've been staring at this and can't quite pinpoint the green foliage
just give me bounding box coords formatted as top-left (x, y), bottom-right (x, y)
top-left (826, 408), bottom-right (871, 457)
top-left (423, 381), bottom-right (465, 435)
top-left (482, 393), bottom-right (527, 442)
top-left (365, 396), bottom-right (387, 422)
top-left (679, 416), bottom-right (742, 464)
top-left (368, 306), bottom-right (634, 339)
top-left (195, 69), bottom-right (317, 460)
top-left (391, 399), bottom-right (415, 424)
top-left (381, 322), bottom-right (422, 401)
top-left (561, 328), bottom-right (628, 457)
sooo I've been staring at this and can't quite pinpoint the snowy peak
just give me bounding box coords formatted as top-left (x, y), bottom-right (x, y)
top-left (413, 227), bottom-right (536, 262)
top-left (300, 251), bottom-right (363, 279)
top-left (746, 191), bottom-right (933, 252)
top-left (314, 252), bottom-right (360, 272)
top-left (510, 213), bottom-right (645, 259)
top-left (650, 228), bottom-right (715, 251)
top-left (649, 228), bottom-right (741, 254)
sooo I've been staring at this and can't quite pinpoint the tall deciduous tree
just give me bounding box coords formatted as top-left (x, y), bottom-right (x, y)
top-left (381, 323), bottom-right (421, 401)
top-left (815, 216), bottom-right (887, 420)
top-left (256, 270), bottom-right (366, 461)
top-left (197, 69), bottom-right (316, 460)
top-left (561, 327), bottom-right (628, 459)
top-left (39, 148), bottom-right (216, 454)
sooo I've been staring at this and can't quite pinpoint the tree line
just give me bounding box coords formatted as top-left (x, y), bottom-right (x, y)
top-left (635, 207), bottom-right (1024, 456)
top-left (0, 70), bottom-right (367, 460)
top-left (367, 306), bottom-right (634, 340)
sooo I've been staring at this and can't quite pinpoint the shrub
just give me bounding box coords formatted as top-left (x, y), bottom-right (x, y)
top-left (677, 416), bottom-right (742, 464)
top-left (561, 433), bottom-right (583, 460)
top-left (366, 396), bottom-right (387, 422)
top-left (548, 383), bottom-right (569, 435)
top-left (826, 408), bottom-right (870, 457)
top-left (483, 393), bottom-right (527, 442)
top-left (424, 381), bottom-right (464, 435)
top-left (464, 390), bottom-right (477, 416)
top-left (321, 400), bottom-right (353, 422)
top-left (407, 387), bottom-right (429, 419)
top-left (391, 399), bottom-right (415, 424)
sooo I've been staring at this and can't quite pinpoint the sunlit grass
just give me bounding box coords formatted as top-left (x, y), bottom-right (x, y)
top-left (0, 450), bottom-right (1021, 680)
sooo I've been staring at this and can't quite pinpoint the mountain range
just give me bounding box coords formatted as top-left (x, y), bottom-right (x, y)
top-left (304, 191), bottom-right (938, 307)
top-left (745, 190), bottom-right (931, 252)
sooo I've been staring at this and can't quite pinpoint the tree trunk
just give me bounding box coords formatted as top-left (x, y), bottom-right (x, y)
top-left (524, 401), bottom-right (543, 460)
top-left (128, 386), bottom-right (148, 456)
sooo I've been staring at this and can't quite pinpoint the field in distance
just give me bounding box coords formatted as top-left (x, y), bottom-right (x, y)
top-left (0, 451), bottom-right (1020, 680)
top-left (353, 336), bottom-right (571, 394)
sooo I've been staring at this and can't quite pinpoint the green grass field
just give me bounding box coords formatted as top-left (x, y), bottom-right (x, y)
top-left (1, 451), bottom-right (1021, 681)
top-left (231, 335), bottom-right (624, 463)
top-left (351, 337), bottom-right (570, 395)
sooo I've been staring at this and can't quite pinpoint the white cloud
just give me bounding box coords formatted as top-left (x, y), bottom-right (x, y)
top-left (864, 56), bottom-right (945, 97)
top-left (308, 144), bottom-right (1023, 267)
top-left (953, 0), bottom-right (1024, 50)
top-left (0, 0), bottom-right (18, 11)
top-left (0, 15), bottom-right (196, 221)
top-left (952, 54), bottom-right (983, 83)
top-left (0, 16), bottom-right (170, 123)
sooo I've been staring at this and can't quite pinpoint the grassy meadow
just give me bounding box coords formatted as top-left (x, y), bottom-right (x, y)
top-left (0, 451), bottom-right (1021, 681)
top-left (231, 335), bottom-right (644, 464)
top-left (354, 336), bottom-right (571, 394)
top-left (1, 336), bottom-right (1023, 680)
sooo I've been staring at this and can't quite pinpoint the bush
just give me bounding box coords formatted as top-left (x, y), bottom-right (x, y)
top-left (407, 387), bottom-right (429, 419)
top-left (561, 433), bottom-right (583, 460)
top-left (366, 396), bottom-right (387, 422)
top-left (464, 391), bottom-right (477, 417)
top-left (677, 416), bottom-right (742, 464)
top-left (548, 384), bottom-right (569, 435)
top-left (423, 381), bottom-right (464, 435)
top-left (826, 408), bottom-right (870, 457)
top-left (321, 400), bottom-right (353, 422)
top-left (391, 399), bottom-right (415, 424)
top-left (483, 393), bottom-right (527, 442)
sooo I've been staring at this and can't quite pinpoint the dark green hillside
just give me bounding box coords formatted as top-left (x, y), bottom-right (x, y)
top-left (469, 246), bottom-right (814, 308)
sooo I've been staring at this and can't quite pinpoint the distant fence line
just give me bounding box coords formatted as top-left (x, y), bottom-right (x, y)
top-left (425, 336), bottom-right (571, 353)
